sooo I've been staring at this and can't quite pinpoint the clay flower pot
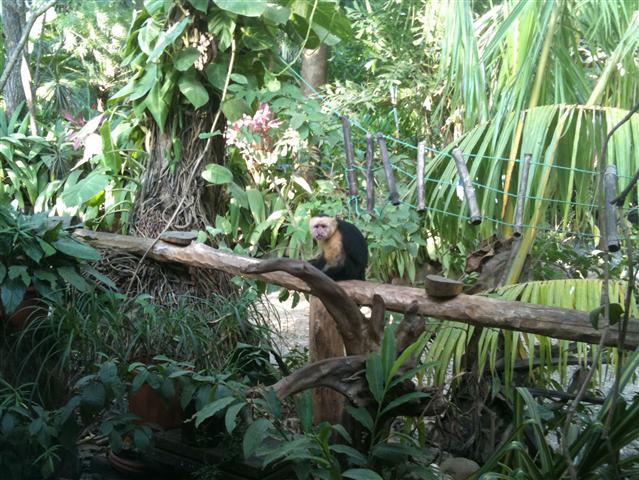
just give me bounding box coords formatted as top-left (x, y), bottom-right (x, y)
top-left (6, 286), bottom-right (41, 329)
top-left (128, 380), bottom-right (183, 429)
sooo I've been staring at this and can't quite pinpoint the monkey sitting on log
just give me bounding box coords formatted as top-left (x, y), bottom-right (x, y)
top-left (308, 215), bottom-right (368, 281)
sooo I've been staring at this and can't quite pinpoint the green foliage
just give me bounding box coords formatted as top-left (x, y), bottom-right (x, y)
top-left (358, 206), bottom-right (436, 282)
top-left (239, 329), bottom-right (441, 479)
top-left (199, 82), bottom-right (440, 282)
top-left (0, 378), bottom-right (71, 479)
top-left (111, 0), bottom-right (350, 133)
top-left (6, 286), bottom-right (275, 403)
top-left (58, 114), bottom-right (144, 231)
top-left (476, 350), bottom-right (639, 478)
top-left (200, 84), bottom-right (345, 259)
top-left (329, 0), bottom-right (443, 141)
top-left (0, 206), bottom-right (106, 316)
top-left (0, 107), bottom-right (78, 212)
top-left (492, 279), bottom-right (636, 390)
top-left (126, 356), bottom-right (249, 432)
top-left (35, 0), bottom-right (133, 120)
top-left (0, 104), bottom-right (142, 232)
top-left (0, 344), bottom-right (285, 477)
top-left (419, 278), bottom-right (638, 392)
top-left (0, 359), bottom-right (142, 479)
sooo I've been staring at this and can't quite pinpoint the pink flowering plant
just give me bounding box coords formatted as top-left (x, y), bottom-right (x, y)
top-left (225, 102), bottom-right (306, 185)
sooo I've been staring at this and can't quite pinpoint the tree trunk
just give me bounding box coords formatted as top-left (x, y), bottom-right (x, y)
top-left (2, 0), bottom-right (27, 115)
top-left (301, 45), bottom-right (329, 97)
top-left (124, 108), bottom-right (234, 301)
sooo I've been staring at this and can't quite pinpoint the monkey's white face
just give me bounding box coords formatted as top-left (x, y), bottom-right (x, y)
top-left (310, 217), bottom-right (336, 241)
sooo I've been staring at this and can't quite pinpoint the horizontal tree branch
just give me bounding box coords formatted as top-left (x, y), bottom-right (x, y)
top-left (74, 229), bottom-right (639, 349)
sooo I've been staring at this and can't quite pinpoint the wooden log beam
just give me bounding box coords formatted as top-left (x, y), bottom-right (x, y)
top-left (74, 229), bottom-right (639, 349)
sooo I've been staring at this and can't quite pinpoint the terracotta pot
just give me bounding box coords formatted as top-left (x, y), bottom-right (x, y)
top-left (128, 382), bottom-right (183, 429)
top-left (6, 286), bottom-right (40, 329)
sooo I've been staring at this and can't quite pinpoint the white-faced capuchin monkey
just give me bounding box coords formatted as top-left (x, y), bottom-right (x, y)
top-left (308, 214), bottom-right (368, 281)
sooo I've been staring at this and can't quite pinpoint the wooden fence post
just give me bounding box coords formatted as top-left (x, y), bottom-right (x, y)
top-left (366, 133), bottom-right (375, 214)
top-left (451, 147), bottom-right (481, 225)
top-left (417, 141), bottom-right (426, 212)
top-left (513, 153), bottom-right (532, 237)
top-left (376, 134), bottom-right (400, 205)
top-left (309, 296), bottom-right (345, 424)
top-left (604, 165), bottom-right (620, 252)
top-left (341, 116), bottom-right (358, 200)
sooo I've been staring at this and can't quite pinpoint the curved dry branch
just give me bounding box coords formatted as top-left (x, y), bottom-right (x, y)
top-left (271, 355), bottom-right (446, 416)
top-left (244, 258), bottom-right (367, 355)
top-left (272, 355), bottom-right (368, 404)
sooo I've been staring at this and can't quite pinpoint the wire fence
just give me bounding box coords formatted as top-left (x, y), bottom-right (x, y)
top-left (285, 62), bottom-right (637, 241)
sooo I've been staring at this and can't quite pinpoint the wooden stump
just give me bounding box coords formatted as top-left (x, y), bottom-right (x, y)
top-left (309, 296), bottom-right (345, 424)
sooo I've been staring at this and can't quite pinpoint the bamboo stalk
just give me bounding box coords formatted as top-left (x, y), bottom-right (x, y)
top-left (451, 147), bottom-right (481, 225)
top-left (417, 141), bottom-right (426, 212)
top-left (340, 116), bottom-right (358, 199)
top-left (365, 133), bottom-right (375, 214)
top-left (514, 153), bottom-right (532, 237)
top-left (376, 134), bottom-right (400, 205)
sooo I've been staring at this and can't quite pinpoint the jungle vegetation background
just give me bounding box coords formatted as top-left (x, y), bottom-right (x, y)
top-left (2, 0), bottom-right (639, 479)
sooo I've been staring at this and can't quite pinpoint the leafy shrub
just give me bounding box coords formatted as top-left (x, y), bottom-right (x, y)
top-left (0, 107), bottom-right (78, 213)
top-left (0, 206), bottom-right (109, 316)
top-left (478, 364), bottom-right (639, 479)
top-left (6, 285), bottom-right (277, 405)
top-left (238, 328), bottom-right (442, 479)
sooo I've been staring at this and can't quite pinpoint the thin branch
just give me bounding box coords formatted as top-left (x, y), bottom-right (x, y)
top-left (601, 212), bottom-right (634, 471)
top-left (270, 354), bottom-right (446, 416)
top-left (527, 388), bottom-right (604, 405)
top-left (0, 0), bottom-right (57, 94)
top-left (608, 99), bottom-right (639, 206)
top-left (271, 355), bottom-right (367, 403)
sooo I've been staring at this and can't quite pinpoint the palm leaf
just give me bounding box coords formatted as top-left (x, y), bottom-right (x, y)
top-left (426, 278), bottom-right (636, 385)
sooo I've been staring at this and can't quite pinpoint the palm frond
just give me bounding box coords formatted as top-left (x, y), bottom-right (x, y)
top-left (425, 278), bottom-right (636, 386)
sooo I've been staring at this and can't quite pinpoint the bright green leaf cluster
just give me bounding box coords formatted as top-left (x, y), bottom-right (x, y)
top-left (111, 0), bottom-right (350, 134)
top-left (0, 206), bottom-right (111, 316)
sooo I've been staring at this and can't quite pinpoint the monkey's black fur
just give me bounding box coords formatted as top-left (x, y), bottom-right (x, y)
top-left (309, 217), bottom-right (368, 281)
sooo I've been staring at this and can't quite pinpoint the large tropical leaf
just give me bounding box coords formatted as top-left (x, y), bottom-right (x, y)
top-left (426, 0), bottom-right (639, 283)
top-left (425, 278), bottom-right (637, 386)
top-left (422, 105), bottom-right (639, 263)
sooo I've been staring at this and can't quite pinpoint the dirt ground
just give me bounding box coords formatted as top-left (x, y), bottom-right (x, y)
top-left (263, 292), bottom-right (311, 355)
